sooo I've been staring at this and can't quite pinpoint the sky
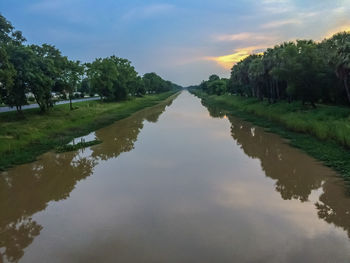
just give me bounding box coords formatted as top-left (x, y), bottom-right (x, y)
top-left (1, 0), bottom-right (350, 86)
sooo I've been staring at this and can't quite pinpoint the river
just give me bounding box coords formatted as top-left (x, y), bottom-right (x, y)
top-left (1, 91), bottom-right (350, 262)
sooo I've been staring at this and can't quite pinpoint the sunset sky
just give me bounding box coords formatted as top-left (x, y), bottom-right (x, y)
top-left (1, 0), bottom-right (350, 86)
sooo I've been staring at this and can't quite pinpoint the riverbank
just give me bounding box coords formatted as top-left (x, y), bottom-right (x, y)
top-left (190, 89), bottom-right (350, 181)
top-left (0, 91), bottom-right (179, 170)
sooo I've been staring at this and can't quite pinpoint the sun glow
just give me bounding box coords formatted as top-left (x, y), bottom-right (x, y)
top-left (325, 24), bottom-right (350, 39)
top-left (206, 47), bottom-right (265, 70)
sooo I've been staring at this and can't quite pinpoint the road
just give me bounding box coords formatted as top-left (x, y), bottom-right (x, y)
top-left (0, 97), bottom-right (100, 113)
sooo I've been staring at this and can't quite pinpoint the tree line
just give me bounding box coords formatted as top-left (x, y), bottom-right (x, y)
top-left (197, 32), bottom-right (350, 107)
top-left (0, 14), bottom-right (180, 113)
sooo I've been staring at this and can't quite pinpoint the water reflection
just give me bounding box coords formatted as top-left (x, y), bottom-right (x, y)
top-left (91, 100), bottom-right (173, 161)
top-left (0, 152), bottom-right (95, 262)
top-left (204, 101), bottom-right (350, 239)
top-left (2, 92), bottom-right (350, 262)
top-left (0, 96), bottom-right (175, 263)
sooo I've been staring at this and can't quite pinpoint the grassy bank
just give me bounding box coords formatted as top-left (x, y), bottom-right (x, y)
top-left (191, 89), bottom-right (350, 181)
top-left (0, 91), bottom-right (179, 170)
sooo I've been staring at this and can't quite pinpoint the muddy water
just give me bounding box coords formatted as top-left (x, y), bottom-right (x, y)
top-left (1, 91), bottom-right (350, 263)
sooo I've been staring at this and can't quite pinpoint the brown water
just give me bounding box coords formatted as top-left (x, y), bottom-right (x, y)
top-left (1, 91), bottom-right (350, 263)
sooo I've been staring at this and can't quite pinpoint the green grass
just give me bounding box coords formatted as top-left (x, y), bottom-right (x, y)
top-left (191, 89), bottom-right (350, 181)
top-left (0, 91), bottom-right (179, 170)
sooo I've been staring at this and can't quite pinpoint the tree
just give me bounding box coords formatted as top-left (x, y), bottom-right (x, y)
top-left (109, 56), bottom-right (139, 99)
top-left (209, 74), bottom-right (220, 82)
top-left (26, 45), bottom-right (58, 112)
top-left (143, 72), bottom-right (171, 94)
top-left (0, 14), bottom-right (26, 113)
top-left (5, 45), bottom-right (33, 112)
top-left (79, 78), bottom-right (91, 96)
top-left (1, 14), bottom-right (180, 114)
top-left (328, 33), bottom-right (350, 104)
top-left (0, 14), bottom-right (25, 45)
top-left (199, 75), bottom-right (227, 95)
top-left (207, 79), bottom-right (227, 95)
top-left (86, 58), bottom-right (119, 100)
top-left (130, 76), bottom-right (146, 97)
top-left (281, 40), bottom-right (323, 107)
top-left (0, 46), bottom-right (16, 105)
top-left (248, 55), bottom-right (264, 99)
top-left (62, 59), bottom-right (83, 110)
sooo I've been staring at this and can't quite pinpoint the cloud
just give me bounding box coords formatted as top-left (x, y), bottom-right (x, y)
top-left (205, 46), bottom-right (265, 70)
top-left (17, 0), bottom-right (350, 86)
top-left (122, 4), bottom-right (176, 21)
top-left (213, 32), bottom-right (275, 42)
top-left (261, 18), bottom-right (301, 29)
top-left (260, 0), bottom-right (294, 14)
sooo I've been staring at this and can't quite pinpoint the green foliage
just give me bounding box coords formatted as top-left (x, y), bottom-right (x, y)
top-left (0, 14), bottom-right (181, 114)
top-left (195, 32), bottom-right (350, 107)
top-left (200, 75), bottom-right (227, 95)
top-left (0, 90), bottom-right (179, 170)
top-left (86, 57), bottom-right (119, 100)
top-left (192, 90), bottom-right (350, 180)
top-left (142, 72), bottom-right (175, 94)
top-left (78, 78), bottom-right (91, 95)
top-left (192, 90), bottom-right (350, 148)
top-left (0, 13), bottom-right (182, 170)
top-left (60, 59), bottom-right (84, 109)
top-left (86, 57), bottom-right (176, 102)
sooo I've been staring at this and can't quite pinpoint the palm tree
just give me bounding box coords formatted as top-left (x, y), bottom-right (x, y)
top-left (336, 41), bottom-right (350, 103)
top-left (327, 32), bottom-right (350, 104)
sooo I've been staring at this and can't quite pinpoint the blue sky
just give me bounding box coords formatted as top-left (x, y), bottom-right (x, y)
top-left (1, 0), bottom-right (350, 86)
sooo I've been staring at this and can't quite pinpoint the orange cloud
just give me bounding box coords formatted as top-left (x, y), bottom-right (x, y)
top-left (205, 46), bottom-right (265, 70)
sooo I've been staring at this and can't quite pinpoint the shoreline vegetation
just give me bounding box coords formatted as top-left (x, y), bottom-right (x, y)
top-left (0, 14), bottom-right (182, 170)
top-left (0, 91), bottom-right (179, 171)
top-left (188, 31), bottom-right (350, 183)
top-left (190, 89), bottom-right (350, 183)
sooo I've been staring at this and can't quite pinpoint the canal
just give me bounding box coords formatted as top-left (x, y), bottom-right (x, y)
top-left (1, 91), bottom-right (350, 262)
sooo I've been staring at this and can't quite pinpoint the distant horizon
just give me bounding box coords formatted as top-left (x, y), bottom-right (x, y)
top-left (1, 0), bottom-right (349, 86)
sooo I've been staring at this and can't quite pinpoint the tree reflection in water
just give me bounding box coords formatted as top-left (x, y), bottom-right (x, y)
top-left (204, 101), bottom-right (350, 239)
top-left (0, 97), bottom-right (174, 263)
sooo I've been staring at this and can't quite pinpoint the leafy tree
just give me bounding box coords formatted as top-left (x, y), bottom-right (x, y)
top-left (326, 32), bottom-right (350, 104)
top-left (208, 79), bottom-right (227, 95)
top-left (199, 75), bottom-right (227, 95)
top-left (86, 57), bottom-right (119, 100)
top-left (209, 74), bottom-right (220, 82)
top-left (248, 55), bottom-right (264, 99)
top-left (130, 76), bottom-right (146, 96)
top-left (143, 73), bottom-right (162, 93)
top-left (109, 56), bottom-right (139, 99)
top-left (282, 41), bottom-right (324, 107)
top-left (0, 14), bottom-right (25, 45)
top-left (5, 45), bottom-right (34, 112)
top-left (216, 34), bottom-right (350, 107)
top-left (1, 14), bottom-right (179, 115)
top-left (26, 44), bottom-right (61, 112)
top-left (0, 46), bottom-right (16, 105)
top-left (0, 14), bottom-right (26, 112)
top-left (78, 78), bottom-right (91, 96)
top-left (62, 59), bottom-right (83, 110)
